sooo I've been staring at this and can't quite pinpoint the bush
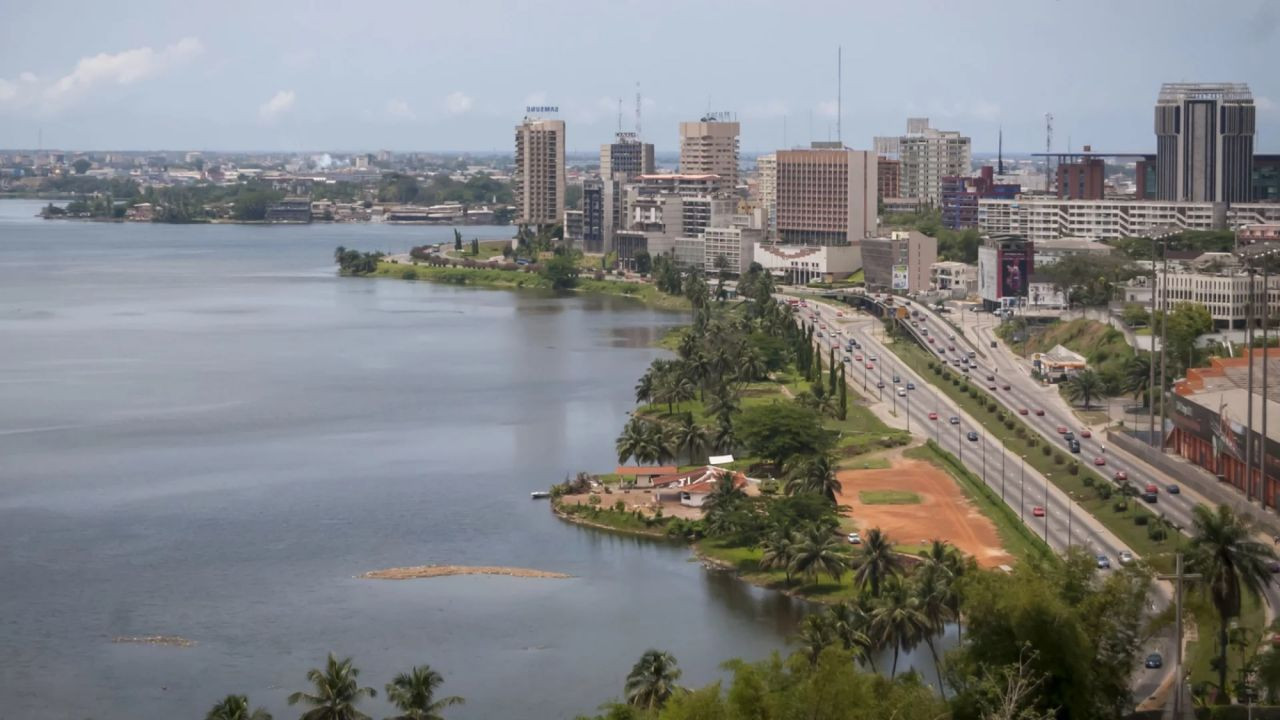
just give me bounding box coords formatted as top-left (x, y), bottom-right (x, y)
top-left (1134, 515), bottom-right (1149, 526)
top-left (1005, 419), bottom-right (1015, 431)
top-left (1149, 525), bottom-right (1168, 541)
top-left (1041, 445), bottom-right (1052, 456)
top-left (1054, 452), bottom-right (1066, 465)
top-left (400, 268), bottom-right (418, 280)
top-left (1113, 500), bottom-right (1129, 512)
top-left (613, 499), bottom-right (626, 512)
top-left (1082, 473), bottom-right (1092, 485)
top-left (1028, 437), bottom-right (1039, 448)
top-left (588, 494), bottom-right (601, 506)
top-left (986, 402), bottom-right (998, 413)
top-left (1096, 484), bottom-right (1112, 500)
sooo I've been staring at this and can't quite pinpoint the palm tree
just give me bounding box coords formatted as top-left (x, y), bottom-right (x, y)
top-left (795, 612), bottom-right (839, 666)
top-left (712, 416), bottom-right (735, 455)
top-left (624, 650), bottom-right (682, 710)
top-left (913, 564), bottom-right (955, 699)
top-left (615, 417), bottom-right (648, 465)
top-left (672, 414), bottom-right (709, 465)
top-left (1187, 504), bottom-right (1277, 698)
top-left (385, 665), bottom-right (464, 720)
top-left (789, 524), bottom-right (850, 584)
top-left (1064, 368), bottom-right (1105, 410)
top-left (784, 454), bottom-right (842, 503)
top-left (853, 528), bottom-right (903, 598)
top-left (655, 372), bottom-right (697, 415)
top-left (828, 600), bottom-right (877, 672)
top-left (1123, 354), bottom-right (1153, 406)
top-left (759, 529), bottom-right (798, 586)
top-left (741, 349), bottom-right (768, 382)
top-left (287, 654), bottom-right (377, 720)
top-left (918, 540), bottom-right (968, 641)
top-left (205, 694), bottom-right (272, 720)
top-left (870, 578), bottom-right (929, 679)
top-left (634, 371), bottom-right (655, 406)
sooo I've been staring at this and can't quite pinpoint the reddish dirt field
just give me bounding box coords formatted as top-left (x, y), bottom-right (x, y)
top-left (836, 458), bottom-right (1012, 568)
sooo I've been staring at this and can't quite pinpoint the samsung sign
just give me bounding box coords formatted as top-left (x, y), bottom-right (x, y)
top-left (526, 106), bottom-right (559, 113)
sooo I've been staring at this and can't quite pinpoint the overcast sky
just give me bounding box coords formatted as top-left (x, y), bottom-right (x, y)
top-left (2, 0), bottom-right (1278, 155)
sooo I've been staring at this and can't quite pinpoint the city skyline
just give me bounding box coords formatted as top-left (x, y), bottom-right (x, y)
top-left (1, 0), bottom-right (1279, 154)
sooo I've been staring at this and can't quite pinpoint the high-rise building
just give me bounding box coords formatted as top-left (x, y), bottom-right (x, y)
top-left (756, 154), bottom-right (777, 235)
top-left (679, 117), bottom-right (740, 188)
top-left (896, 119), bottom-right (971, 206)
top-left (775, 144), bottom-right (877, 248)
top-left (514, 117), bottom-right (565, 226)
top-left (877, 157), bottom-right (901, 201)
top-left (1056, 155), bottom-right (1106, 200)
top-left (600, 133), bottom-right (654, 253)
top-left (1155, 83), bottom-right (1255, 203)
top-left (940, 166), bottom-right (1020, 229)
top-left (581, 179), bottom-right (605, 253)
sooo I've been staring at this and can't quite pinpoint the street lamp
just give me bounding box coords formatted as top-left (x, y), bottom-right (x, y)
top-left (1067, 490), bottom-right (1074, 549)
top-left (1146, 226), bottom-right (1179, 449)
top-left (1020, 455), bottom-right (1026, 522)
top-left (1044, 472), bottom-right (1051, 540)
top-left (1237, 241), bottom-right (1280, 506)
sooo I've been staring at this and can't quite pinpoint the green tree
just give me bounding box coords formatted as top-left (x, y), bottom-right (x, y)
top-left (1187, 505), bottom-right (1278, 700)
top-left (671, 413), bottom-right (709, 464)
top-left (72, 158), bottom-right (91, 174)
top-left (633, 251), bottom-right (652, 275)
top-left (837, 366), bottom-right (847, 421)
top-left (205, 694), bottom-right (272, 720)
top-left (788, 523), bottom-right (849, 584)
top-left (795, 612), bottom-right (840, 665)
top-left (759, 529), bottom-right (799, 585)
top-left (541, 253), bottom-right (580, 290)
top-left (287, 654), bottom-right (377, 720)
top-left (1064, 369), bottom-right (1105, 410)
top-left (784, 454), bottom-right (842, 503)
top-left (385, 665), bottom-right (464, 720)
top-left (735, 402), bottom-right (832, 468)
top-left (453, 228), bottom-right (463, 252)
top-left (624, 650), bottom-right (682, 710)
top-left (871, 578), bottom-right (928, 678)
top-left (913, 563), bottom-right (955, 698)
top-left (1123, 354), bottom-right (1152, 407)
top-left (853, 528), bottom-right (902, 597)
top-left (1121, 303), bottom-right (1150, 327)
top-left (1159, 301), bottom-right (1214, 372)
top-left (828, 347), bottom-right (837, 396)
top-left (470, 238), bottom-right (479, 256)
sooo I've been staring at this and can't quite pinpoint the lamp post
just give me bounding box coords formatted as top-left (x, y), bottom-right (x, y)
top-left (958, 421), bottom-right (963, 464)
top-left (1246, 266), bottom-right (1257, 502)
top-left (1067, 490), bottom-right (1074, 549)
top-left (1044, 471), bottom-right (1051, 541)
top-left (1158, 236), bottom-right (1171, 452)
top-left (1001, 436), bottom-right (1007, 501)
top-left (905, 383), bottom-right (911, 432)
top-left (981, 426), bottom-right (987, 484)
top-left (1020, 455), bottom-right (1026, 522)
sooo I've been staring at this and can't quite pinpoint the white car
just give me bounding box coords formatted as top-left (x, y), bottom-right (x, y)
top-left (1118, 550), bottom-right (1135, 566)
top-left (897, 387), bottom-right (907, 397)
top-left (847, 532), bottom-right (861, 544)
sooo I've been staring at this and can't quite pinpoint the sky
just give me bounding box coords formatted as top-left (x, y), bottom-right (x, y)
top-left (2, 0), bottom-right (1278, 156)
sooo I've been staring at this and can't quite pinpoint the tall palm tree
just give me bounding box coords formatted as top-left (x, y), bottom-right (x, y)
top-left (853, 528), bottom-right (903, 598)
top-left (205, 694), bottom-right (272, 720)
top-left (1064, 368), bottom-right (1105, 410)
top-left (1123, 354), bottom-right (1153, 406)
top-left (795, 612), bottom-right (840, 666)
top-left (760, 529), bottom-right (798, 586)
top-left (615, 417), bottom-right (648, 465)
top-left (385, 665), bottom-right (464, 720)
top-left (828, 600), bottom-right (877, 672)
top-left (918, 540), bottom-right (968, 641)
top-left (789, 524), bottom-right (850, 584)
top-left (1187, 504), bottom-right (1277, 697)
top-left (784, 454), bottom-right (842, 503)
top-left (712, 416), bottom-right (735, 455)
top-left (740, 349), bottom-right (768, 382)
top-left (870, 578), bottom-right (929, 679)
top-left (624, 650), bottom-right (682, 710)
top-left (634, 371), bottom-right (655, 406)
top-left (672, 414), bottom-right (709, 465)
top-left (913, 564), bottom-right (955, 699)
top-left (287, 654), bottom-right (377, 720)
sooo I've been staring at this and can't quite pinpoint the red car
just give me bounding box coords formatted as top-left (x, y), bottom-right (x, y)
top-left (1032, 506), bottom-right (1046, 517)
top-left (855, 354), bottom-right (863, 361)
top-left (1018, 408), bottom-right (1029, 415)
top-left (1034, 409), bottom-right (1045, 416)
top-left (1145, 483), bottom-right (1159, 494)
top-left (1080, 429), bottom-right (1092, 438)
top-left (948, 345), bottom-right (955, 351)
top-left (928, 412), bottom-right (939, 420)
top-left (866, 363), bottom-right (874, 370)
top-left (1056, 426), bottom-right (1067, 434)
top-left (1114, 470), bottom-right (1128, 481)
top-left (1094, 456), bottom-right (1107, 466)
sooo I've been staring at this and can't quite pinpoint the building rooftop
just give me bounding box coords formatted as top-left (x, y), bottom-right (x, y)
top-left (1157, 82), bottom-right (1253, 103)
top-left (1033, 236), bottom-right (1112, 252)
top-left (1176, 386), bottom-right (1280, 445)
top-left (1177, 349), bottom-right (1280, 405)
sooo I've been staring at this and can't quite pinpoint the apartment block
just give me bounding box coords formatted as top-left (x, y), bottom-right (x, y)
top-left (679, 118), bottom-right (740, 188)
top-left (883, 118), bottom-right (970, 206)
top-left (514, 117), bottom-right (565, 226)
top-left (978, 197), bottom-right (1280, 242)
top-left (775, 144), bottom-right (877, 248)
top-left (756, 154), bottom-right (777, 234)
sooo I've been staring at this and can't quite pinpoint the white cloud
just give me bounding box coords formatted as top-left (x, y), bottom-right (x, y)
top-left (386, 97), bottom-right (415, 120)
top-left (445, 91), bottom-right (473, 115)
top-left (258, 90), bottom-right (296, 123)
top-left (40, 37), bottom-right (203, 109)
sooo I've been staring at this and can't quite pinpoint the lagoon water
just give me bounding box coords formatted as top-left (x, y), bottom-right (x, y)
top-left (0, 200), bottom-right (810, 719)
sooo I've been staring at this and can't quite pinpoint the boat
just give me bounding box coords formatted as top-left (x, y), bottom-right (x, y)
top-left (530, 491), bottom-right (551, 499)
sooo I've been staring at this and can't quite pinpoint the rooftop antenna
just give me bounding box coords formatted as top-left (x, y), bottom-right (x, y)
top-left (1044, 112), bottom-right (1054, 194)
top-left (635, 81), bottom-right (642, 140)
top-left (837, 45), bottom-right (843, 144)
top-left (783, 116), bottom-right (787, 149)
top-left (998, 126), bottom-right (1004, 175)
top-left (617, 97), bottom-right (623, 134)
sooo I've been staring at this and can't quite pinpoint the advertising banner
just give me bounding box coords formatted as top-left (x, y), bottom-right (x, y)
top-left (891, 264), bottom-right (909, 290)
top-left (997, 243), bottom-right (1031, 298)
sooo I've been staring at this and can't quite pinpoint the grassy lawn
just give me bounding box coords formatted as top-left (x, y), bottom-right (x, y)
top-left (904, 441), bottom-right (1053, 564)
top-left (697, 537), bottom-right (864, 603)
top-left (1185, 591), bottom-right (1267, 692)
top-left (845, 456), bottom-right (891, 470)
top-left (444, 239), bottom-right (509, 261)
top-left (858, 489), bottom-right (921, 505)
top-left (889, 339), bottom-right (1182, 573)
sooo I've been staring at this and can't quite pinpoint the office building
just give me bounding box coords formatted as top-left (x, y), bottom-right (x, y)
top-left (1121, 270), bottom-right (1280, 330)
top-left (679, 118), bottom-right (740, 188)
top-left (514, 117), bottom-right (565, 226)
top-left (580, 180), bottom-right (605, 253)
top-left (599, 133), bottom-right (654, 253)
top-left (1056, 155), bottom-right (1106, 200)
top-left (880, 118), bottom-right (971, 206)
top-left (1155, 83), bottom-right (1255, 202)
top-left (860, 230), bottom-right (937, 293)
top-left (563, 210), bottom-right (584, 248)
top-left (940, 166), bottom-right (1020, 229)
top-left (703, 226), bottom-right (762, 275)
top-left (756, 154), bottom-right (777, 234)
top-left (775, 144), bottom-right (877, 251)
top-left (1032, 236), bottom-right (1113, 266)
top-left (978, 197), bottom-right (1280, 242)
top-left (877, 157), bottom-right (901, 201)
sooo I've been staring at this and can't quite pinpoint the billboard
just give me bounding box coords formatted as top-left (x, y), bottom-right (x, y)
top-left (997, 241), bottom-right (1031, 298)
top-left (891, 264), bottom-right (909, 290)
top-left (977, 246), bottom-right (998, 302)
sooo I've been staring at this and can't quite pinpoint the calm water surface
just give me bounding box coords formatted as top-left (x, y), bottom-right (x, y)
top-left (0, 201), bottom-right (810, 719)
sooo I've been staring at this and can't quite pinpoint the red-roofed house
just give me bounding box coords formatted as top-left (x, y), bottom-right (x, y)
top-left (615, 466), bottom-right (679, 488)
top-left (651, 466), bottom-right (749, 508)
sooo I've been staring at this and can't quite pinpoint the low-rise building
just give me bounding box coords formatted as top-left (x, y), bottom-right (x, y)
top-left (1031, 236), bottom-right (1113, 267)
top-left (264, 198), bottom-right (312, 223)
top-left (931, 260), bottom-right (976, 293)
top-left (1121, 270), bottom-right (1280, 329)
top-left (753, 242), bottom-right (860, 284)
top-left (979, 197), bottom-right (1280, 242)
top-left (860, 230), bottom-right (937, 293)
top-left (703, 226), bottom-right (761, 275)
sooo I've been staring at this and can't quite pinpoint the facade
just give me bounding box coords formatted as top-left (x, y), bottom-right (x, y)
top-left (265, 198), bottom-right (312, 223)
top-left (1155, 83), bottom-right (1256, 203)
top-left (674, 235), bottom-right (707, 269)
top-left (1027, 277), bottom-right (1068, 309)
top-left (931, 261), bottom-right (977, 293)
top-left (1239, 223), bottom-right (1280, 246)
top-left (890, 119), bottom-right (971, 206)
top-left (861, 230), bottom-right (937, 293)
top-left (1254, 155), bottom-right (1280, 202)
top-left (977, 236), bottom-right (1034, 308)
top-left (1121, 270), bottom-right (1280, 329)
top-left (978, 197), bottom-right (1280, 242)
top-left (1031, 236), bottom-right (1113, 267)
top-left (599, 133), bottom-right (655, 253)
top-left (581, 180), bottom-right (605, 253)
top-left (679, 118), bottom-right (740, 189)
top-left (1170, 349), bottom-right (1280, 506)
top-left (514, 117), bottom-right (566, 226)
top-left (703, 226), bottom-right (761, 275)
top-left (1056, 157), bottom-right (1106, 200)
top-left (756, 154), bottom-right (777, 235)
top-left (940, 166), bottom-right (1020, 229)
top-left (774, 144), bottom-right (877, 250)
top-left (562, 210), bottom-right (584, 248)
top-left (753, 242), bottom-right (860, 284)
top-left (877, 157), bottom-right (901, 201)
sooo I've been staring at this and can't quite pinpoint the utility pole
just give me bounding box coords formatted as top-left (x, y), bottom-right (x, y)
top-left (1157, 554), bottom-right (1201, 720)
top-left (1245, 267), bottom-right (1257, 501)
top-left (1159, 240), bottom-right (1170, 453)
top-left (1044, 113), bottom-right (1054, 195)
top-left (1262, 255), bottom-right (1272, 506)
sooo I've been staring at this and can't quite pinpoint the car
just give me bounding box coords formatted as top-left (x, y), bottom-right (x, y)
top-left (951, 359), bottom-right (962, 366)
top-left (1114, 470), bottom-right (1128, 481)
top-left (910, 321), bottom-right (918, 328)
top-left (967, 431), bottom-right (979, 441)
top-left (1145, 653), bottom-right (1163, 669)
top-left (1142, 491), bottom-right (1158, 503)
top-left (906, 382), bottom-right (915, 390)
top-left (1093, 456), bottom-right (1107, 466)
top-left (948, 333), bottom-right (956, 341)
top-left (1001, 383), bottom-right (1011, 390)
top-left (847, 532), bottom-right (862, 544)
top-left (897, 387), bottom-right (907, 397)
top-left (987, 374), bottom-right (995, 381)
top-left (893, 374), bottom-right (901, 383)
top-left (1034, 409), bottom-right (1045, 416)
top-left (1119, 550), bottom-right (1134, 565)
top-left (1063, 431), bottom-right (1075, 441)
top-left (855, 354), bottom-right (863, 361)
top-left (928, 337), bottom-right (936, 344)
top-left (866, 363), bottom-right (875, 370)
top-left (928, 412), bottom-right (939, 420)
top-left (961, 366), bottom-right (970, 373)
top-left (1069, 440), bottom-right (1081, 453)
top-left (1097, 555), bottom-right (1112, 569)
top-left (1018, 408), bottom-right (1029, 415)
top-left (1269, 561), bottom-right (1280, 574)
top-left (1057, 426), bottom-right (1067, 434)
top-left (1167, 484), bottom-right (1180, 494)
top-left (869, 355), bottom-right (879, 362)
top-left (844, 356), bottom-right (852, 364)
top-left (1145, 483), bottom-right (1158, 494)
top-left (948, 345), bottom-right (955, 351)
top-left (836, 311), bottom-right (844, 317)
top-left (816, 332), bottom-right (823, 338)
top-left (876, 381), bottom-right (885, 389)
top-left (1080, 429), bottom-right (1092, 438)
top-left (988, 383), bottom-right (997, 390)
top-left (1032, 506), bottom-right (1045, 517)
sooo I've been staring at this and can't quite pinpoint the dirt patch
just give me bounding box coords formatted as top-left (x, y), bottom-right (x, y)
top-left (837, 458), bottom-right (1012, 568)
top-left (112, 635), bottom-right (195, 647)
top-left (360, 565), bottom-right (571, 580)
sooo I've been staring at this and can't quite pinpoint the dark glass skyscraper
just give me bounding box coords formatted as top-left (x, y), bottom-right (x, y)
top-left (1154, 83), bottom-right (1255, 203)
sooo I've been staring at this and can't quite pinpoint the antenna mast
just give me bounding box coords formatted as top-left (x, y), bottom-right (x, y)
top-left (998, 126), bottom-right (1004, 175)
top-left (617, 97), bottom-right (623, 134)
top-left (635, 82), bottom-right (642, 140)
top-left (1044, 113), bottom-right (1054, 195)
top-left (837, 46), bottom-right (842, 144)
